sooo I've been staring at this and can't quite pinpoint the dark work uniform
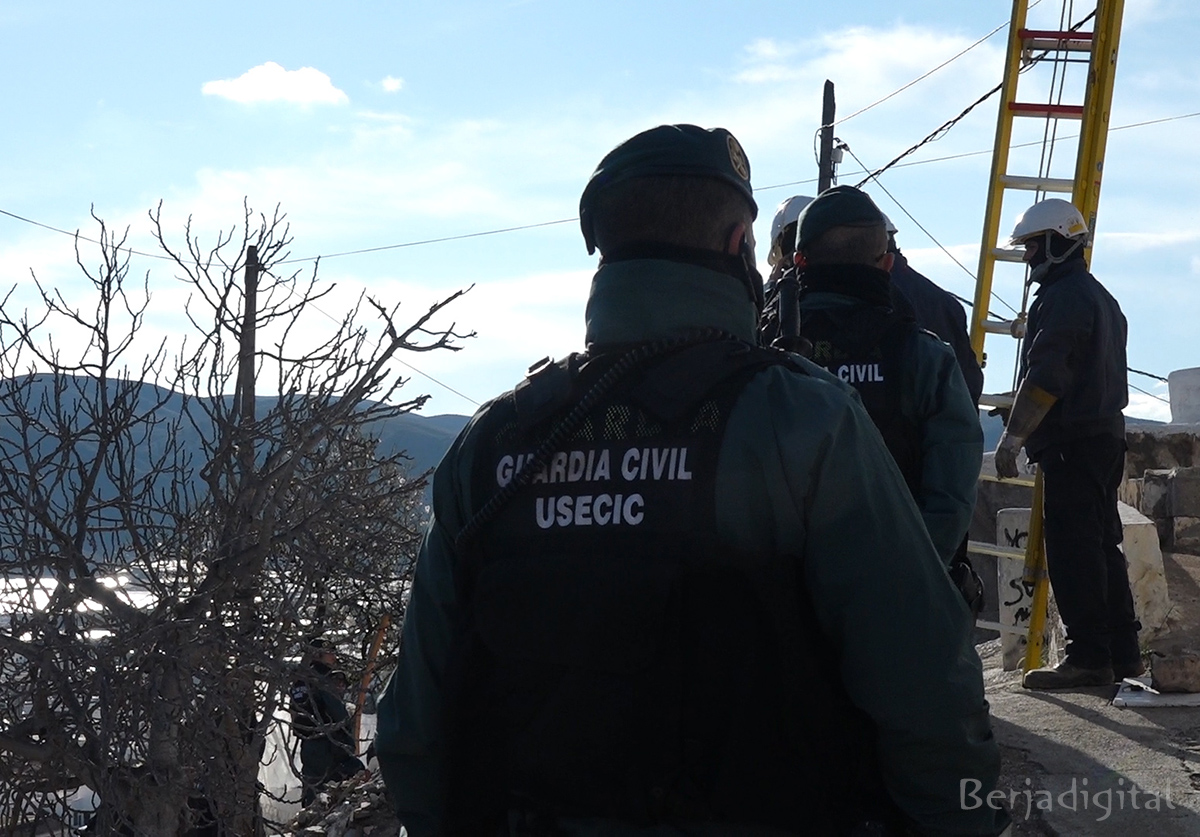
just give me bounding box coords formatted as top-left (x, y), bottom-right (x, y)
top-left (290, 670), bottom-right (365, 805)
top-left (1021, 254), bottom-right (1139, 670)
top-left (889, 249), bottom-right (984, 407)
top-left (796, 263), bottom-right (983, 566)
top-left (376, 259), bottom-right (1007, 836)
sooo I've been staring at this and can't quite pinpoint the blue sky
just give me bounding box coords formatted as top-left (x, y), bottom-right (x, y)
top-left (1, 0), bottom-right (1196, 422)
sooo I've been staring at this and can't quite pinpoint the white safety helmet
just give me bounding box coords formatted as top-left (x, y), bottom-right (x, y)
top-left (881, 212), bottom-right (898, 236)
top-left (1008, 198), bottom-right (1088, 245)
top-left (768, 195), bottom-right (814, 266)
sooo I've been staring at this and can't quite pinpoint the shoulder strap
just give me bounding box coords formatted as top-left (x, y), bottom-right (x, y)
top-left (629, 340), bottom-right (806, 425)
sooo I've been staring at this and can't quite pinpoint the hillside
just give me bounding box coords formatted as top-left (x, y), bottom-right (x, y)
top-left (0, 375), bottom-right (469, 506)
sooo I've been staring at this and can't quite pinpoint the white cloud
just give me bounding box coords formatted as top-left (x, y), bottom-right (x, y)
top-left (381, 75), bottom-right (404, 93)
top-left (201, 62), bottom-right (348, 105)
top-left (1100, 230), bottom-right (1200, 253)
top-left (1126, 389), bottom-right (1173, 423)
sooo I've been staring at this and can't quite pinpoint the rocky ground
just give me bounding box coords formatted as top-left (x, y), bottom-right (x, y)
top-left (988, 549), bottom-right (1200, 836)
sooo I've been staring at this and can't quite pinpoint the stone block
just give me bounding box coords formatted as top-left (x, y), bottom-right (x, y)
top-left (996, 508), bottom-right (1060, 671)
top-left (1140, 469), bottom-right (1173, 518)
top-left (1119, 477), bottom-right (1142, 511)
top-left (1169, 466), bottom-right (1200, 518)
top-left (1120, 502), bottom-right (1173, 638)
top-left (1152, 651), bottom-right (1200, 693)
top-left (992, 503), bottom-right (1172, 672)
top-left (1174, 516), bottom-right (1200, 554)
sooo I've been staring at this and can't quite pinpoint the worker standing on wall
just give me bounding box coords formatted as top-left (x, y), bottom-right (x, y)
top-left (995, 197), bottom-right (1142, 690)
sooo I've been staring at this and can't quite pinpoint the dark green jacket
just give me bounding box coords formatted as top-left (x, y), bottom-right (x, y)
top-left (798, 286), bottom-right (983, 565)
top-left (376, 259), bottom-right (1007, 837)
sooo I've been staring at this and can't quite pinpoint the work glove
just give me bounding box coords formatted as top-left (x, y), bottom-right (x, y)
top-left (994, 430), bottom-right (1023, 480)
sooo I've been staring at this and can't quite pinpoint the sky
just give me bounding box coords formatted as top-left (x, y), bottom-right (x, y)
top-left (1, 0), bottom-right (1197, 424)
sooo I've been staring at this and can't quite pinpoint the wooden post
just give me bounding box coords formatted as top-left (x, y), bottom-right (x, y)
top-left (238, 245), bottom-right (259, 429)
top-left (818, 80), bottom-right (837, 193)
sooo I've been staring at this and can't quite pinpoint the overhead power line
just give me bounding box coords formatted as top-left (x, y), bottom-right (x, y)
top-left (0, 208), bottom-right (173, 261)
top-left (277, 218), bottom-right (576, 266)
top-left (853, 9), bottom-right (1097, 188)
top-left (1128, 367), bottom-right (1169, 384)
top-left (832, 17), bottom-right (1016, 128)
top-left (4, 110), bottom-right (1199, 267)
top-left (1129, 382), bottom-right (1171, 406)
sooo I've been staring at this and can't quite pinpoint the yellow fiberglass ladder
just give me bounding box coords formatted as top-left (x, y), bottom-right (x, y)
top-left (967, 0), bottom-right (1126, 673)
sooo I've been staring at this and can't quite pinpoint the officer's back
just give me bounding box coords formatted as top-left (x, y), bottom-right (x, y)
top-left (792, 186), bottom-right (983, 567)
top-left (375, 126), bottom-right (1009, 837)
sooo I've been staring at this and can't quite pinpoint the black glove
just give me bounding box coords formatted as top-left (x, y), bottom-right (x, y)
top-left (949, 554), bottom-right (986, 619)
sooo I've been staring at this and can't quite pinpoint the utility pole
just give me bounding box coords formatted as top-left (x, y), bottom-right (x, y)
top-left (818, 80), bottom-right (837, 193)
top-left (237, 245), bottom-right (259, 474)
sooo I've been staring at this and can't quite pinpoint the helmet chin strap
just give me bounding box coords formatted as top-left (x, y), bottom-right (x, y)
top-left (1028, 231), bottom-right (1085, 283)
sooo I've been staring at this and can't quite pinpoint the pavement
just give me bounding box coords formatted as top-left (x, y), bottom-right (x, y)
top-left (983, 551), bottom-right (1200, 836)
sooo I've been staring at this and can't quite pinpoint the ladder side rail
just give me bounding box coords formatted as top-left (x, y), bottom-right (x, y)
top-left (970, 0), bottom-right (1036, 367)
top-left (1073, 0), bottom-right (1126, 263)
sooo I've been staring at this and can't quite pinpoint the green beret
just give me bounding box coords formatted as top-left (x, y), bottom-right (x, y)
top-left (579, 124), bottom-right (756, 254)
top-left (795, 185), bottom-right (886, 251)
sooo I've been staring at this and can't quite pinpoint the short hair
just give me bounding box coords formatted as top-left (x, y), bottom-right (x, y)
top-left (591, 175), bottom-right (754, 253)
top-left (803, 223), bottom-right (889, 267)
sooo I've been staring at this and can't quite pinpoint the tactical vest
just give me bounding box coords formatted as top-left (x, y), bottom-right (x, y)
top-left (441, 338), bottom-right (896, 834)
top-left (799, 304), bottom-right (924, 497)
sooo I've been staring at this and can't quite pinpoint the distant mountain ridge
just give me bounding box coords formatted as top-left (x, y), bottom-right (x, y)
top-left (0, 374), bottom-right (469, 497)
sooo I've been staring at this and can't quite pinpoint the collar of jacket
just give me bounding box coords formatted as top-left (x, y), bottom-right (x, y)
top-left (584, 259), bottom-right (758, 347)
top-left (1032, 252), bottom-right (1088, 291)
top-left (799, 263), bottom-right (892, 308)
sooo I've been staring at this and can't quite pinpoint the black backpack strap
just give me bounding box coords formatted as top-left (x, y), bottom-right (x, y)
top-left (513, 354), bottom-right (587, 432)
top-left (628, 340), bottom-right (807, 425)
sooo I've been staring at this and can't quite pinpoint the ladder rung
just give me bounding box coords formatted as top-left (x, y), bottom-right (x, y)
top-left (978, 393), bottom-right (1014, 410)
top-left (1000, 175), bottom-right (1074, 193)
top-left (1019, 28), bottom-right (1095, 53)
top-left (968, 540), bottom-right (1025, 561)
top-left (982, 319), bottom-right (1025, 337)
top-left (975, 619), bottom-right (1029, 636)
top-left (1009, 102), bottom-right (1085, 119)
top-left (979, 472), bottom-right (1036, 487)
top-left (991, 247), bottom-right (1026, 262)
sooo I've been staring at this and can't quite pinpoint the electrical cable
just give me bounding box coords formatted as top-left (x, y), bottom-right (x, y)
top-left (853, 10), bottom-right (1098, 189)
top-left (0, 208), bottom-right (174, 261)
top-left (1129, 381), bottom-right (1171, 406)
top-left (841, 145), bottom-right (1007, 312)
top-left (276, 218), bottom-right (576, 266)
top-left (4, 111), bottom-right (1198, 268)
top-left (762, 110), bottom-right (1200, 195)
top-left (809, 1), bottom-right (1048, 164)
top-left (832, 17), bottom-right (1016, 128)
top-left (1129, 367), bottom-right (1169, 383)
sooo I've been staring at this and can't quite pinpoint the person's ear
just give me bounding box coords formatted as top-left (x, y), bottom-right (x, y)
top-left (726, 222), bottom-right (748, 256)
top-left (881, 252), bottom-right (895, 272)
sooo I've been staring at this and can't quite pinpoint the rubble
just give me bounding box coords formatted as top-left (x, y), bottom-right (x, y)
top-left (1151, 649), bottom-right (1200, 693)
top-left (280, 774), bottom-right (399, 837)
